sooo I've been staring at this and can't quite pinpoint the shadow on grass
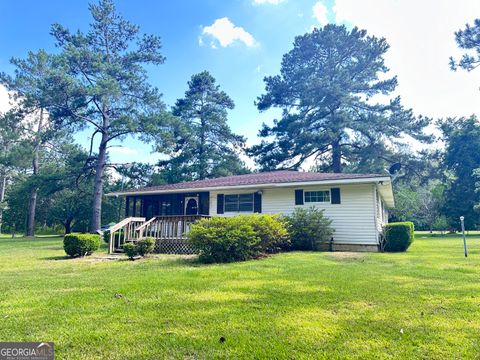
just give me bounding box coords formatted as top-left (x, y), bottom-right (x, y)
top-left (41, 255), bottom-right (71, 261)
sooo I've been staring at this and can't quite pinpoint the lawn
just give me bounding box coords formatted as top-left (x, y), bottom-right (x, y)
top-left (0, 233), bottom-right (479, 359)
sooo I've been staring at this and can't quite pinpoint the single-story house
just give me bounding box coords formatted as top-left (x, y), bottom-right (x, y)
top-left (107, 170), bottom-right (394, 253)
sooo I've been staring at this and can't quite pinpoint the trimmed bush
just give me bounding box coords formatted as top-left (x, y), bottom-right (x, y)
top-left (284, 207), bottom-right (334, 251)
top-left (137, 237), bottom-right (155, 256)
top-left (64, 233), bottom-right (101, 257)
top-left (188, 217), bottom-right (260, 263)
top-left (188, 215), bottom-right (290, 263)
top-left (248, 214), bottom-right (290, 253)
top-left (383, 222), bottom-right (415, 252)
top-left (123, 243), bottom-right (138, 260)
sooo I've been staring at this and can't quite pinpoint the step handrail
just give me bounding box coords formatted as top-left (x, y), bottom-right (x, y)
top-left (135, 216), bottom-right (157, 232)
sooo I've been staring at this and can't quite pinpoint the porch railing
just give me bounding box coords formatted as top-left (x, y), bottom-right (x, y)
top-left (108, 215), bottom-right (210, 254)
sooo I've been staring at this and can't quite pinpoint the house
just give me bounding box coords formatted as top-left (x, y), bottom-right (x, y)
top-left (106, 170), bottom-right (394, 253)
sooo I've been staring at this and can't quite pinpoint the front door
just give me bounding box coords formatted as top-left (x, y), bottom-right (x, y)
top-left (185, 197), bottom-right (199, 215)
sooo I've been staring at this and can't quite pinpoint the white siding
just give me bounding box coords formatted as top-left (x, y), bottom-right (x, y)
top-left (375, 187), bottom-right (389, 233)
top-left (210, 183), bottom-right (379, 245)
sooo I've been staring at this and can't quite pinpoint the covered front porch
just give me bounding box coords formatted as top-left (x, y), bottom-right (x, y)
top-left (108, 191), bottom-right (211, 254)
top-left (125, 191), bottom-right (210, 219)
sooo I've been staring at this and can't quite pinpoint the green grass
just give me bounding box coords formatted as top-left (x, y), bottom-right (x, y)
top-left (0, 233), bottom-right (479, 359)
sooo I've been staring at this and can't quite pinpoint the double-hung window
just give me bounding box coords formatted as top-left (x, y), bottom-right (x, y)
top-left (304, 190), bottom-right (330, 203)
top-left (224, 193), bottom-right (254, 212)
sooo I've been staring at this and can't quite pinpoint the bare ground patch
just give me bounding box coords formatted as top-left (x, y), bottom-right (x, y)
top-left (325, 252), bottom-right (368, 262)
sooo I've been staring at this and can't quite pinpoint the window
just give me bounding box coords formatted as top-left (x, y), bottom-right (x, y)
top-left (304, 190), bottom-right (330, 203)
top-left (224, 193), bottom-right (254, 212)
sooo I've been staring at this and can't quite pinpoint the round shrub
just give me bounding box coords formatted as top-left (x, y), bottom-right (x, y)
top-left (64, 234), bottom-right (101, 257)
top-left (284, 207), bottom-right (334, 251)
top-left (123, 243), bottom-right (138, 260)
top-left (188, 217), bottom-right (261, 263)
top-left (383, 222), bottom-right (414, 252)
top-left (137, 237), bottom-right (155, 256)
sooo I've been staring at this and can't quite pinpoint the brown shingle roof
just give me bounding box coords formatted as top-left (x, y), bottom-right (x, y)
top-left (110, 170), bottom-right (388, 195)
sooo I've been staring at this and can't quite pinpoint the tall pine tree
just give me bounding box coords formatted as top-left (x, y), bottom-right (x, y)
top-left (161, 71), bottom-right (247, 181)
top-left (35, 0), bottom-right (174, 232)
top-left (249, 25), bottom-right (430, 172)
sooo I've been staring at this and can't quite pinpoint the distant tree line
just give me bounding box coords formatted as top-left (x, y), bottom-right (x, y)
top-left (0, 0), bottom-right (479, 235)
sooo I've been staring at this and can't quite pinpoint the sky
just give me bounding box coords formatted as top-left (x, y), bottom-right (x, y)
top-left (1, 0), bottom-right (480, 168)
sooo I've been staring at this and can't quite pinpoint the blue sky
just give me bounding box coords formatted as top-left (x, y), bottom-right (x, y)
top-left (1, 0), bottom-right (479, 167)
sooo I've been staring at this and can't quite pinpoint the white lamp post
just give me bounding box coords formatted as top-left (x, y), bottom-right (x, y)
top-left (460, 216), bottom-right (467, 258)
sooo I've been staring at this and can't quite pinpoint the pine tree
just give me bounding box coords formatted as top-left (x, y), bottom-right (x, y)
top-left (162, 71), bottom-right (247, 181)
top-left (249, 25), bottom-right (430, 172)
top-left (450, 18), bottom-right (480, 72)
top-left (27, 0), bottom-right (174, 232)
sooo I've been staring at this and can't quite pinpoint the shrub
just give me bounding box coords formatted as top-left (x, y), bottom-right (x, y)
top-left (383, 222), bottom-right (415, 252)
top-left (284, 207), bottom-right (334, 251)
top-left (188, 217), bottom-right (260, 263)
top-left (188, 215), bottom-right (290, 263)
top-left (64, 233), bottom-right (101, 257)
top-left (248, 214), bottom-right (290, 253)
top-left (137, 237), bottom-right (155, 256)
top-left (123, 243), bottom-right (138, 260)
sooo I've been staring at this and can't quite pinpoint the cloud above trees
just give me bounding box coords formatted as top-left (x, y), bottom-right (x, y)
top-left (200, 18), bottom-right (256, 48)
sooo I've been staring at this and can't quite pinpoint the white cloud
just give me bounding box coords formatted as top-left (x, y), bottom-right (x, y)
top-left (201, 17), bottom-right (256, 48)
top-left (312, 2), bottom-right (329, 25)
top-left (252, 0), bottom-right (285, 4)
top-left (332, 0), bottom-right (480, 121)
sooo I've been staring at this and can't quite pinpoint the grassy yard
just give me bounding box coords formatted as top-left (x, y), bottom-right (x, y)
top-left (0, 233), bottom-right (479, 359)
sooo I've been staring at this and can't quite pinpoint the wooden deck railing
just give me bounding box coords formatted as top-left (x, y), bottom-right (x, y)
top-left (108, 215), bottom-right (210, 253)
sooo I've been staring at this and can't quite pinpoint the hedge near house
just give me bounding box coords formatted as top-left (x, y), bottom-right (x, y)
top-left (188, 215), bottom-right (290, 263)
top-left (136, 237), bottom-right (155, 256)
top-left (383, 222), bottom-right (415, 252)
top-left (284, 207), bottom-right (334, 251)
top-left (123, 243), bottom-right (138, 260)
top-left (64, 234), bottom-right (101, 257)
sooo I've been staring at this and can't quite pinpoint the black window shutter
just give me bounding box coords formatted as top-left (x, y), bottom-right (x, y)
top-left (254, 192), bottom-right (262, 213)
top-left (217, 194), bottom-right (224, 214)
top-left (331, 188), bottom-right (341, 204)
top-left (295, 189), bottom-right (304, 205)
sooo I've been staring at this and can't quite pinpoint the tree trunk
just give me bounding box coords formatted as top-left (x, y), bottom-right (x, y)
top-left (91, 131), bottom-right (108, 233)
top-left (26, 108), bottom-right (44, 237)
top-left (26, 188), bottom-right (38, 237)
top-left (198, 117), bottom-right (207, 180)
top-left (331, 138), bottom-right (342, 173)
top-left (64, 219), bottom-right (72, 234)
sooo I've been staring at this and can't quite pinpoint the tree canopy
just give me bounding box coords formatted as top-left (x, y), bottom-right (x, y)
top-left (440, 116), bottom-right (480, 229)
top-left (450, 18), bottom-right (480, 72)
top-left (249, 25), bottom-right (431, 172)
top-left (160, 71), bottom-right (247, 182)
top-left (31, 0), bottom-right (175, 231)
